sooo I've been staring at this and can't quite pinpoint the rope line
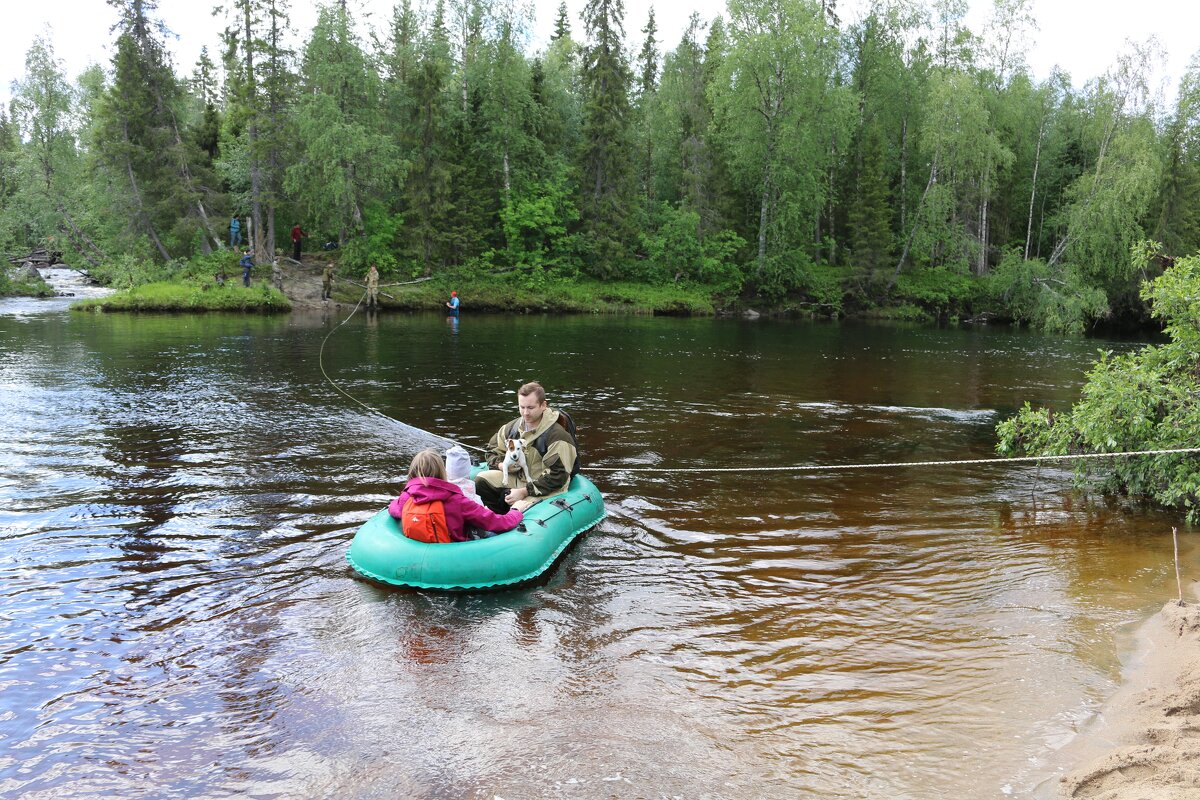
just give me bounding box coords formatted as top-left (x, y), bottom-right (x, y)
top-left (316, 306), bottom-right (1200, 473)
top-left (585, 447), bottom-right (1200, 473)
top-left (316, 291), bottom-right (489, 454)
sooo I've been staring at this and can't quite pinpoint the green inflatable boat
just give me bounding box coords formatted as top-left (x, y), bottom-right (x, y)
top-left (346, 474), bottom-right (606, 590)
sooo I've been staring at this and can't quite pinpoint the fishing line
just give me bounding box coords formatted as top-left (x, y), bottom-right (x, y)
top-left (317, 290), bottom-right (489, 454)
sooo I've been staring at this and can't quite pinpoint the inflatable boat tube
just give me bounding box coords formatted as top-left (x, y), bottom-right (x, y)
top-left (347, 473), bottom-right (605, 590)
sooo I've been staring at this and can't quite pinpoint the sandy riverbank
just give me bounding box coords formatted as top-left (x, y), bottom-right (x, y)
top-left (1054, 592), bottom-right (1200, 799)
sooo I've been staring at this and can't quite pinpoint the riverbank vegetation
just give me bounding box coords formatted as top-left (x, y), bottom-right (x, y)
top-left (360, 269), bottom-right (719, 315)
top-left (73, 281), bottom-right (290, 313)
top-left (2, 0), bottom-right (1199, 328)
top-left (997, 250), bottom-right (1200, 520)
top-left (69, 251), bottom-right (289, 312)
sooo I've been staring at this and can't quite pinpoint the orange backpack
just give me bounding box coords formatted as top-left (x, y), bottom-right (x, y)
top-left (401, 497), bottom-right (451, 543)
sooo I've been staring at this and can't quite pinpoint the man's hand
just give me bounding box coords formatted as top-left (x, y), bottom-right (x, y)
top-left (504, 487), bottom-right (529, 505)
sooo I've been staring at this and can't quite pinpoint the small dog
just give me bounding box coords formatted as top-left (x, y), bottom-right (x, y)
top-left (500, 437), bottom-right (532, 487)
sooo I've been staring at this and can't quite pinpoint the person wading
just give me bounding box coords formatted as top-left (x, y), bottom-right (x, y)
top-left (366, 264), bottom-right (379, 310)
top-left (322, 262), bottom-right (335, 301)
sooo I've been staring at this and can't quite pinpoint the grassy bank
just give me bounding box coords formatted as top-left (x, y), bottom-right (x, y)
top-left (72, 280), bottom-right (291, 313)
top-left (348, 270), bottom-right (723, 315)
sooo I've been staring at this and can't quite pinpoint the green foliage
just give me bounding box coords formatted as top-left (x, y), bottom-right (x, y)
top-left (642, 204), bottom-right (746, 292)
top-left (716, 0), bottom-right (855, 282)
top-left (340, 203), bottom-right (403, 275)
top-left (500, 171), bottom-right (580, 274)
top-left (894, 266), bottom-right (975, 316)
top-left (579, 0), bottom-right (637, 273)
top-left (792, 262), bottom-right (846, 313)
top-left (88, 254), bottom-right (173, 289)
top-left (982, 249), bottom-right (1109, 332)
top-left (996, 252), bottom-right (1200, 519)
top-left (286, 6), bottom-right (401, 244)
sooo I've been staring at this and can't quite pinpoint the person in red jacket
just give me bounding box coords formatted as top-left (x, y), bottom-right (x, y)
top-left (388, 449), bottom-right (528, 542)
top-left (290, 223), bottom-right (307, 260)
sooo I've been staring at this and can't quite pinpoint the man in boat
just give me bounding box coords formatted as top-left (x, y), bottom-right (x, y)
top-left (475, 381), bottom-right (578, 515)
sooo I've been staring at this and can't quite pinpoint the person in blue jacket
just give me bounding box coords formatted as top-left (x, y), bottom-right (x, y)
top-left (229, 215), bottom-right (241, 247)
top-left (240, 250), bottom-right (254, 286)
top-left (445, 290), bottom-right (460, 317)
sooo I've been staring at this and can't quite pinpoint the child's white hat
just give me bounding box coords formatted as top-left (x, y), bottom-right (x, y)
top-left (445, 445), bottom-right (472, 480)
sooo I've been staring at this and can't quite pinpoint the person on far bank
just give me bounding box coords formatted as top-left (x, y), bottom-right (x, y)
top-left (291, 223), bottom-right (307, 261)
top-left (389, 448), bottom-right (529, 543)
top-left (445, 290), bottom-right (460, 317)
top-left (474, 382), bottom-right (577, 516)
top-left (229, 215), bottom-right (241, 247)
top-left (240, 250), bottom-right (254, 287)
top-left (322, 262), bottom-right (335, 301)
top-left (366, 263), bottom-right (379, 309)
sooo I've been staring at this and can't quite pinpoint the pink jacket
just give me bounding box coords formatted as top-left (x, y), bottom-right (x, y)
top-left (388, 476), bottom-right (523, 542)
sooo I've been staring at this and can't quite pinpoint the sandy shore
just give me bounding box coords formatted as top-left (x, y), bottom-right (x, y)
top-left (1055, 593), bottom-right (1200, 799)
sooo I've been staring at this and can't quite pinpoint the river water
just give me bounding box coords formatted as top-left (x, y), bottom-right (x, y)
top-left (1, 278), bottom-right (1192, 799)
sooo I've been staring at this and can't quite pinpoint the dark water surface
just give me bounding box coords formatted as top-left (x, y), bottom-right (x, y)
top-left (1, 286), bottom-right (1192, 799)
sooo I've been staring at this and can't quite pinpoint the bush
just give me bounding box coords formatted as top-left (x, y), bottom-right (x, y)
top-left (981, 249), bottom-right (1109, 333)
top-left (894, 265), bottom-right (975, 317)
top-left (996, 251), bottom-right (1200, 520)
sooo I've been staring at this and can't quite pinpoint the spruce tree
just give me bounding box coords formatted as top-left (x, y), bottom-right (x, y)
top-left (98, 0), bottom-right (224, 256)
top-left (847, 120), bottom-right (893, 272)
top-left (406, 57), bottom-right (455, 274)
top-left (552, 2), bottom-right (571, 42)
top-left (634, 8), bottom-right (659, 201)
top-left (579, 0), bottom-right (636, 274)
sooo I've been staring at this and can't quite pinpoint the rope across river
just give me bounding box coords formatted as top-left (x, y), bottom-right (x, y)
top-left (584, 448), bottom-right (1200, 473)
top-left (318, 296), bottom-right (1200, 472)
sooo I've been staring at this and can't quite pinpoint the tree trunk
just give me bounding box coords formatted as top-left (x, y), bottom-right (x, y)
top-left (1024, 115), bottom-right (1045, 261)
top-left (976, 163), bottom-right (989, 276)
top-left (244, 0), bottom-right (265, 264)
top-left (1048, 95), bottom-right (1122, 268)
top-left (887, 153), bottom-right (938, 293)
top-left (756, 122), bottom-right (776, 273)
top-left (899, 116), bottom-right (908, 234)
top-left (57, 204), bottom-right (106, 264)
top-left (126, 157), bottom-right (171, 261)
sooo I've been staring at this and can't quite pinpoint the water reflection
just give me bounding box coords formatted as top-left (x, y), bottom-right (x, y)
top-left (0, 304), bottom-right (1188, 799)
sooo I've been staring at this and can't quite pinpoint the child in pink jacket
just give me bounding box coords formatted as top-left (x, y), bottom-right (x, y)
top-left (389, 449), bottom-right (525, 542)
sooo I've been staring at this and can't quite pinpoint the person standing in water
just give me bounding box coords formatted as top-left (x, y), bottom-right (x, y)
top-left (366, 264), bottom-right (379, 309)
top-left (322, 262), bottom-right (335, 301)
top-left (445, 290), bottom-right (460, 317)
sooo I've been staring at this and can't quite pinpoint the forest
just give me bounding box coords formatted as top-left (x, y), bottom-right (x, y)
top-left (2, 0), bottom-right (1198, 329)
